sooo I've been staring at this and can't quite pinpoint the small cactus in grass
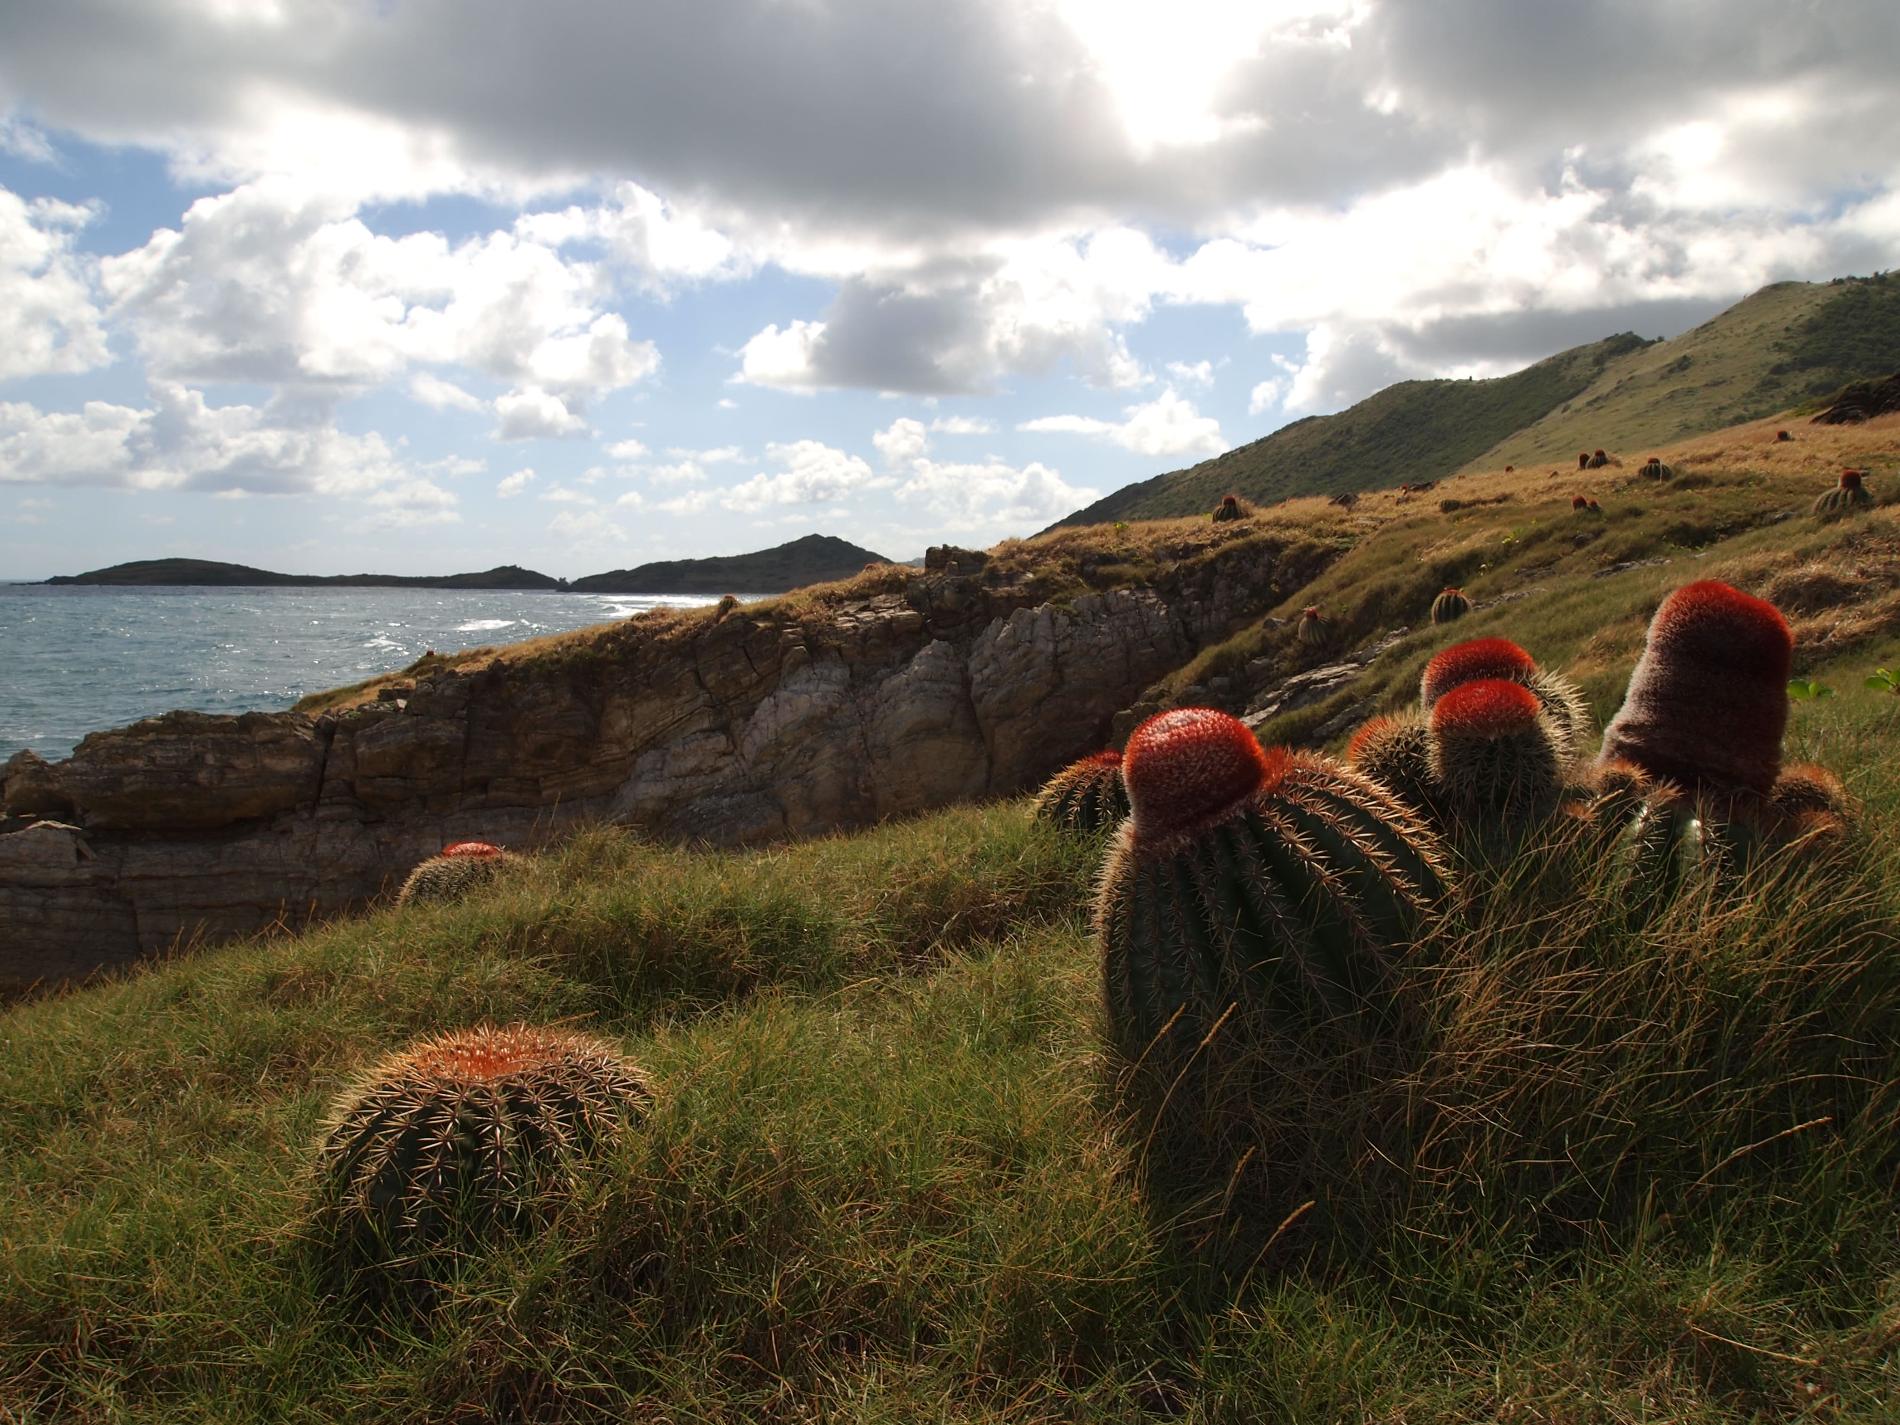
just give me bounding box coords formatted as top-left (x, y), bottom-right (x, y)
top-left (1419, 637), bottom-right (1593, 763)
top-left (1636, 456), bottom-right (1673, 480)
top-left (1578, 452), bottom-right (1591, 470)
top-left (1588, 498), bottom-right (1600, 511)
top-left (396, 841), bottom-right (522, 907)
top-left (1814, 469), bottom-right (1874, 518)
top-left (1032, 749), bottom-right (1131, 834)
top-left (1587, 448), bottom-right (1612, 468)
top-left (311, 1024), bottom-right (653, 1272)
top-left (1427, 679), bottom-right (1564, 825)
top-left (1430, 587), bottom-right (1470, 625)
top-left (1776, 429), bottom-right (1793, 442)
top-left (1097, 709), bottom-right (1450, 1064)
top-left (1212, 492), bottom-right (1246, 523)
top-left (1296, 605), bottom-right (1330, 649)
top-left (1571, 494), bottom-right (1590, 511)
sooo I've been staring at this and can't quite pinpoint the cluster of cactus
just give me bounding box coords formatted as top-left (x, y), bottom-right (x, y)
top-left (1296, 606), bottom-right (1330, 649)
top-left (1429, 587), bottom-right (1470, 625)
top-left (396, 840), bottom-right (523, 907)
top-left (1636, 456), bottom-right (1674, 480)
top-left (1578, 449), bottom-right (1614, 470)
top-left (1032, 749), bottom-right (1131, 834)
top-left (310, 1024), bottom-right (653, 1271)
top-left (1212, 493), bottom-right (1246, 523)
top-left (1814, 469), bottom-right (1874, 518)
top-left (1096, 709), bottom-right (1450, 1066)
top-left (1570, 494), bottom-right (1601, 512)
top-left (1592, 580), bottom-right (1852, 881)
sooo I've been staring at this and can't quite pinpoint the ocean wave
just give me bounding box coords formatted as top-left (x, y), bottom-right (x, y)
top-left (455, 619), bottom-right (517, 633)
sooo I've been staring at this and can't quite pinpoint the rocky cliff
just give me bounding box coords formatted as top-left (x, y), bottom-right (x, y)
top-left (1, 528), bottom-right (1335, 990)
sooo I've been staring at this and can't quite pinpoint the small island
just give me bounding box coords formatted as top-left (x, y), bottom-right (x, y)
top-left (45, 559), bottom-right (568, 591)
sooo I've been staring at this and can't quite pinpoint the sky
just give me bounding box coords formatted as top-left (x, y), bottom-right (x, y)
top-left (1, 1), bottom-right (1897, 580)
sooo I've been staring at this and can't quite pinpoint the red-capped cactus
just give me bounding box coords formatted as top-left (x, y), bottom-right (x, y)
top-left (1419, 637), bottom-right (1593, 762)
top-left (1212, 492), bottom-right (1246, 523)
top-left (397, 841), bottom-right (523, 907)
top-left (1345, 713), bottom-right (1435, 814)
top-left (1427, 679), bottom-right (1565, 826)
top-left (1814, 469), bottom-right (1874, 518)
top-left (1776, 429), bottom-right (1793, 442)
top-left (1587, 448), bottom-right (1612, 468)
top-left (1296, 605), bottom-right (1330, 649)
top-left (1578, 452), bottom-right (1591, 470)
top-left (311, 1024), bottom-right (653, 1274)
top-left (1572, 494), bottom-right (1590, 511)
top-left (1636, 456), bottom-right (1673, 480)
top-left (1588, 498), bottom-right (1601, 511)
top-left (1430, 587), bottom-right (1471, 625)
top-left (1032, 749), bottom-right (1131, 834)
top-left (1097, 709), bottom-right (1451, 1064)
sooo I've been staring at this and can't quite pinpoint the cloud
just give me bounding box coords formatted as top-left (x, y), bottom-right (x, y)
top-left (723, 440), bottom-right (883, 507)
top-left (496, 467), bottom-right (536, 497)
top-left (665, 444), bottom-right (745, 463)
top-left (539, 484), bottom-right (595, 505)
top-left (409, 372), bottom-right (484, 411)
top-left (872, 417), bottom-right (929, 470)
top-left (1020, 388), bottom-right (1224, 458)
top-left (896, 457), bottom-right (1099, 542)
top-left (358, 478), bottom-right (460, 529)
top-left (1165, 359), bottom-right (1214, 386)
top-left (0, 384), bottom-right (408, 495)
top-left (547, 507), bottom-right (627, 550)
top-left (647, 460), bottom-right (707, 485)
top-left (605, 436), bottom-right (648, 459)
top-left (493, 386), bottom-right (588, 440)
top-left (0, 187), bottom-right (110, 380)
top-left (929, 415), bottom-right (994, 435)
top-left (0, 112), bottom-right (57, 164)
top-left (1248, 375), bottom-right (1288, 416)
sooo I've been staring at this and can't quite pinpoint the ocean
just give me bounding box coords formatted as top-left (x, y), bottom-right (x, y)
top-left (0, 584), bottom-right (728, 763)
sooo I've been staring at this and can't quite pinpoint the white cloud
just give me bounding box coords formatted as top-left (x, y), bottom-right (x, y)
top-left (494, 386), bottom-right (588, 440)
top-left (614, 489), bottom-right (644, 508)
top-left (547, 507), bottom-right (627, 549)
top-left (516, 181), bottom-right (746, 287)
top-left (666, 444), bottom-right (745, 463)
top-left (897, 457), bottom-right (1100, 543)
top-left (872, 417), bottom-right (929, 470)
top-left (606, 436), bottom-right (649, 459)
top-left (496, 467), bottom-right (536, 497)
top-left (539, 484), bottom-right (595, 505)
top-left (0, 113), bottom-right (57, 165)
top-left (0, 188), bottom-right (110, 381)
top-left (723, 440), bottom-right (883, 507)
top-left (1248, 372), bottom-right (1289, 416)
top-left (409, 372), bottom-right (484, 412)
top-left (419, 454), bottom-right (487, 478)
top-left (929, 415), bottom-right (995, 435)
top-left (658, 489), bottom-right (717, 515)
top-left (1020, 388), bottom-right (1224, 458)
top-left (359, 478), bottom-right (460, 529)
top-left (1165, 359), bottom-right (1215, 386)
top-left (647, 460), bottom-right (707, 485)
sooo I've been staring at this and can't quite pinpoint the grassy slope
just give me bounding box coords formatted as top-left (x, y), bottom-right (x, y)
top-left (7, 416), bottom-right (1900, 1422)
top-left (1051, 334), bottom-right (1646, 528)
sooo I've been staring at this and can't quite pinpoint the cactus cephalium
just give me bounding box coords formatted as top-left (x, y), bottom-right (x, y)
top-left (1427, 679), bottom-right (1564, 825)
top-left (1032, 749), bottom-right (1131, 834)
top-left (1096, 709), bottom-right (1450, 1063)
top-left (1212, 492), bottom-right (1246, 523)
top-left (1571, 494), bottom-right (1590, 511)
top-left (1418, 637), bottom-right (1592, 763)
top-left (1599, 581), bottom-right (1790, 796)
top-left (396, 841), bottom-right (522, 907)
top-left (1430, 587), bottom-right (1471, 625)
top-left (1296, 606), bottom-right (1330, 649)
top-left (311, 1024), bottom-right (653, 1268)
top-left (1814, 469), bottom-right (1874, 518)
top-left (1587, 448), bottom-right (1612, 468)
top-left (1637, 457), bottom-right (1673, 480)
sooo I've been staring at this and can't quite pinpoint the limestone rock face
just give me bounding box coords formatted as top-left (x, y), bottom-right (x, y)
top-left (1, 534), bottom-right (1331, 989)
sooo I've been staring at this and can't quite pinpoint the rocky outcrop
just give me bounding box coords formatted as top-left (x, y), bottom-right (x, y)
top-left (1, 534), bottom-right (1329, 989)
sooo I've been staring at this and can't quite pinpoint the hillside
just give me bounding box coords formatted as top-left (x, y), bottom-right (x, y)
top-left (4, 408), bottom-right (1900, 1420)
top-left (568, 532), bottom-right (892, 593)
top-left (46, 559), bottom-right (566, 590)
top-left (1054, 274), bottom-right (1900, 528)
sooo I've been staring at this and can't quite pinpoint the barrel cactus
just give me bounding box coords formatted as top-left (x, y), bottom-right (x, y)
top-left (1345, 713), bottom-right (1435, 814)
top-left (1426, 679), bottom-right (1565, 826)
top-left (1577, 452), bottom-right (1591, 470)
top-left (1212, 492), bottom-right (1246, 523)
top-left (1587, 448), bottom-right (1612, 469)
top-left (1419, 637), bottom-right (1592, 763)
top-left (1296, 606), bottom-right (1330, 649)
top-left (1571, 494), bottom-right (1590, 511)
top-left (311, 1024), bottom-right (654, 1271)
top-left (1814, 469), bottom-right (1874, 518)
top-left (1032, 749), bottom-right (1131, 834)
top-left (1430, 587), bottom-right (1471, 625)
top-left (397, 841), bottom-right (522, 907)
top-left (1097, 709), bottom-right (1450, 1065)
top-left (1636, 456), bottom-right (1673, 480)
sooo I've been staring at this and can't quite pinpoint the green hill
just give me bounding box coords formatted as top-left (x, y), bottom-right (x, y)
top-left (1055, 274), bottom-right (1900, 528)
top-left (569, 533), bottom-right (892, 594)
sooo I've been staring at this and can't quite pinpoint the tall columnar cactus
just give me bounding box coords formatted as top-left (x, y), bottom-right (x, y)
top-left (1032, 749), bottom-right (1131, 834)
top-left (1212, 492), bottom-right (1246, 523)
top-left (1296, 606), bottom-right (1330, 649)
top-left (1430, 587), bottom-right (1471, 625)
top-left (1419, 637), bottom-right (1592, 762)
top-left (1426, 679), bottom-right (1564, 825)
top-left (311, 1025), bottom-right (653, 1269)
top-left (1599, 581), bottom-right (1791, 796)
top-left (1814, 469), bottom-right (1874, 518)
top-left (397, 841), bottom-right (523, 907)
top-left (1096, 709), bottom-right (1451, 1063)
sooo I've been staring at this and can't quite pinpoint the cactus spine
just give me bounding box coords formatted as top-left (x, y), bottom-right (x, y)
top-left (1345, 713), bottom-right (1435, 814)
top-left (397, 841), bottom-right (522, 907)
top-left (311, 1024), bottom-right (653, 1268)
top-left (1426, 679), bottom-right (1564, 825)
top-left (1814, 469), bottom-right (1874, 517)
top-left (1419, 637), bottom-right (1592, 763)
top-left (1430, 587), bottom-right (1470, 625)
top-left (1097, 709), bottom-right (1450, 1063)
top-left (1296, 606), bottom-right (1330, 649)
top-left (1212, 492), bottom-right (1246, 523)
top-left (1032, 749), bottom-right (1131, 834)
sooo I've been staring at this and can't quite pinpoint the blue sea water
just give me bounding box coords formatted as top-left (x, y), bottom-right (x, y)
top-left (0, 584), bottom-right (727, 763)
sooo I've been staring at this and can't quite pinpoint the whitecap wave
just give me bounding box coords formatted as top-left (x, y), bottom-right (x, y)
top-left (455, 619), bottom-right (516, 633)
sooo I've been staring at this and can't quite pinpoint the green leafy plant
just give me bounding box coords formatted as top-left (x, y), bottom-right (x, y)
top-left (1865, 667), bottom-right (1900, 694)
top-left (1787, 677), bottom-right (1835, 700)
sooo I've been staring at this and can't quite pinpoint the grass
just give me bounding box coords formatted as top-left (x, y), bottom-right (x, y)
top-left (9, 412), bottom-right (1900, 1421)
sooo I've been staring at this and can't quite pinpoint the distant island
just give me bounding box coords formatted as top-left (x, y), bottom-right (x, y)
top-left (42, 535), bottom-right (896, 595)
top-left (567, 534), bottom-right (892, 594)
